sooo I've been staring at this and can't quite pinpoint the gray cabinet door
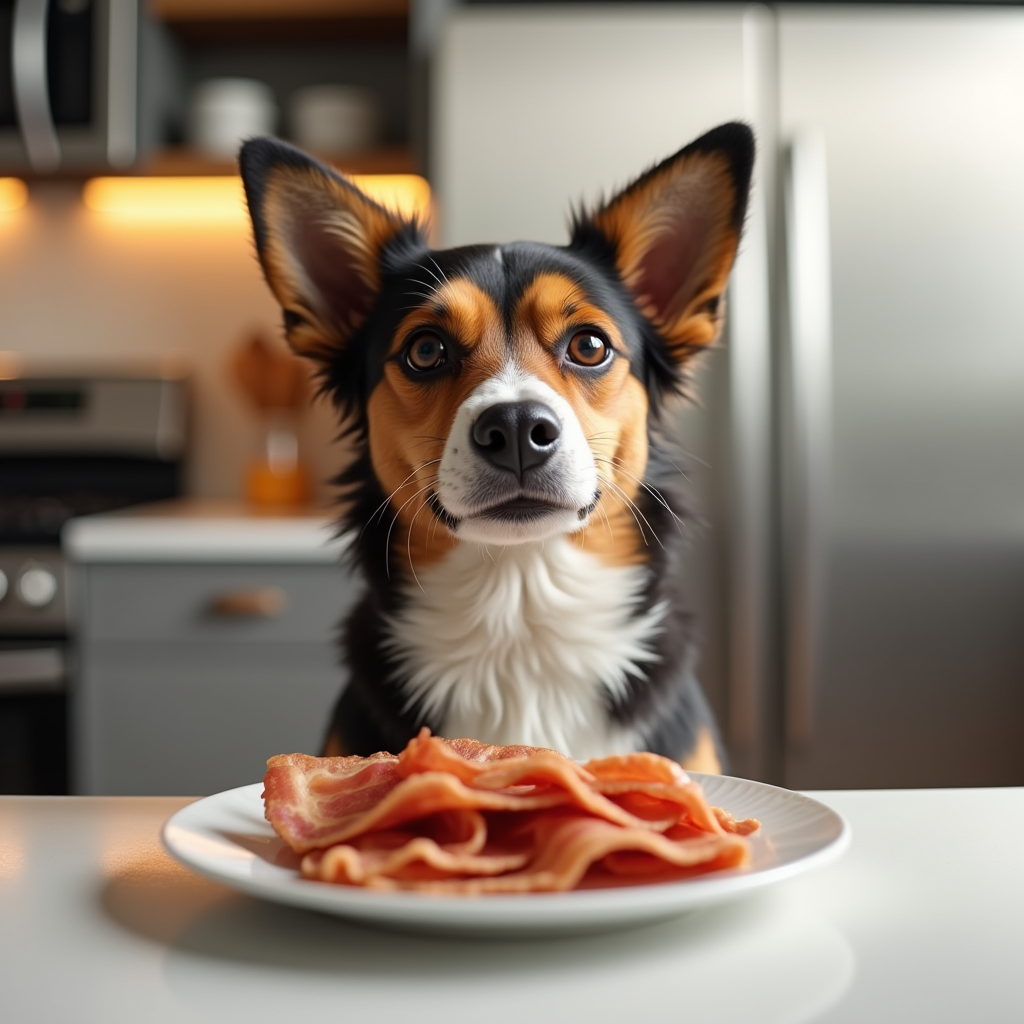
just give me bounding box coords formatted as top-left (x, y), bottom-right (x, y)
top-left (73, 561), bottom-right (359, 795)
top-left (76, 642), bottom-right (345, 795)
top-left (778, 6), bottom-right (1024, 787)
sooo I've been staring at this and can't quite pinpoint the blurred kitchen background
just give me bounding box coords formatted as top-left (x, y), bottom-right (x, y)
top-left (1, 0), bottom-right (1022, 797)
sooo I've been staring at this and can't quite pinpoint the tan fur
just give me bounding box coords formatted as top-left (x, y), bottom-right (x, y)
top-left (591, 150), bottom-right (740, 362)
top-left (321, 730), bottom-right (346, 757)
top-left (680, 728), bottom-right (723, 775)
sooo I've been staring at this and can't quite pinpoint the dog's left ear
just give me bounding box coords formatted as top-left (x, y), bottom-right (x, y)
top-left (571, 122), bottom-right (754, 364)
top-left (239, 137), bottom-right (423, 363)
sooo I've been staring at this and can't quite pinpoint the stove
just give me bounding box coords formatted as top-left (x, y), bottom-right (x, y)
top-left (0, 368), bottom-right (187, 793)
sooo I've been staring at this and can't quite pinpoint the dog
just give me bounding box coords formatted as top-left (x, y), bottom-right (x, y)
top-left (239, 122), bottom-right (753, 773)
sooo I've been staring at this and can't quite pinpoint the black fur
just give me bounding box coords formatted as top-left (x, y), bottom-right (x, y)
top-left (238, 124), bottom-right (753, 763)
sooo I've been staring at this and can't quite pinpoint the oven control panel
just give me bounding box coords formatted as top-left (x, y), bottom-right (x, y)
top-left (0, 548), bottom-right (66, 634)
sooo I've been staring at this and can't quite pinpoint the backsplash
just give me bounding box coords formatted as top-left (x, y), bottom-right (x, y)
top-left (0, 182), bottom-right (346, 504)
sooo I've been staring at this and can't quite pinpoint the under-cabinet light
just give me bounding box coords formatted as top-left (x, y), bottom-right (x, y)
top-left (0, 178), bottom-right (28, 213)
top-left (82, 174), bottom-right (432, 225)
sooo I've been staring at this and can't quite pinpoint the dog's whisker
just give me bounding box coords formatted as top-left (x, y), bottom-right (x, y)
top-left (598, 472), bottom-right (664, 549)
top-left (384, 479), bottom-right (440, 580)
top-left (407, 438), bottom-right (447, 453)
top-left (594, 456), bottom-right (686, 532)
top-left (648, 437), bottom-right (706, 473)
top-left (360, 461), bottom-right (442, 544)
top-left (427, 255), bottom-right (451, 287)
top-left (411, 260), bottom-right (446, 290)
top-left (405, 494), bottom-right (435, 593)
top-left (597, 501), bottom-right (615, 543)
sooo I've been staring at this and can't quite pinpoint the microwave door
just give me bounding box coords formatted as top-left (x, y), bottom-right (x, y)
top-left (0, 0), bottom-right (136, 171)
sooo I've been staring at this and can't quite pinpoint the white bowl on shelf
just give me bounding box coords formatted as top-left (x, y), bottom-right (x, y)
top-left (190, 78), bottom-right (278, 159)
top-left (288, 85), bottom-right (382, 155)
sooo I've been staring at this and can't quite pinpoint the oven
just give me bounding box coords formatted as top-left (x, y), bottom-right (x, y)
top-left (0, 367), bottom-right (186, 793)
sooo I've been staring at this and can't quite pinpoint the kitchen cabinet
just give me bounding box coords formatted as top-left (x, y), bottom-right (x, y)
top-left (0, 0), bottom-right (414, 176)
top-left (65, 503), bottom-right (358, 795)
top-left (146, 0), bottom-right (415, 176)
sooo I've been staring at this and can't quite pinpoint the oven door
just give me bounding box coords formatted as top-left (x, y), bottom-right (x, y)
top-left (0, 642), bottom-right (67, 793)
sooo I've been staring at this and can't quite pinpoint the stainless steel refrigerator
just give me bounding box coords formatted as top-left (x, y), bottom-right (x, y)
top-left (430, 2), bottom-right (1024, 787)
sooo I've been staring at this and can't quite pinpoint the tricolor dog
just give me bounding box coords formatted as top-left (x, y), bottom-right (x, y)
top-left (240, 122), bottom-right (753, 773)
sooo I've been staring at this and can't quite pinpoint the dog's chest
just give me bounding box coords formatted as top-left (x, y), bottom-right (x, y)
top-left (384, 540), bottom-right (665, 760)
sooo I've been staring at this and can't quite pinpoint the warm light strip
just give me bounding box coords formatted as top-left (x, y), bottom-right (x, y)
top-left (0, 178), bottom-right (28, 213)
top-left (82, 174), bottom-right (432, 224)
top-left (83, 177), bottom-right (247, 223)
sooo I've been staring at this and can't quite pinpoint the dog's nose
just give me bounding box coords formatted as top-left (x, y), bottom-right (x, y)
top-left (471, 401), bottom-right (562, 477)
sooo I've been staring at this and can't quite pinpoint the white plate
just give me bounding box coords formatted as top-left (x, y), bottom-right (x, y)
top-left (163, 773), bottom-right (849, 937)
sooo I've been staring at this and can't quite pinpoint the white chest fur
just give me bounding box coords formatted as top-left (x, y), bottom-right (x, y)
top-left (384, 539), bottom-right (666, 760)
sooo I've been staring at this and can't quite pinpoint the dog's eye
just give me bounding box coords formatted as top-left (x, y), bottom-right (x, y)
top-left (406, 333), bottom-right (447, 372)
top-left (566, 332), bottom-right (610, 367)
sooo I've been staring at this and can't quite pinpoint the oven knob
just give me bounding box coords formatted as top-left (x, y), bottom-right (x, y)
top-left (17, 567), bottom-right (58, 608)
top-left (0, 569), bottom-right (7, 602)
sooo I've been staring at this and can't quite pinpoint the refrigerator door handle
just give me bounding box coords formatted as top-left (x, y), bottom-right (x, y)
top-left (725, 150), bottom-right (771, 755)
top-left (783, 131), bottom-right (833, 745)
top-left (11, 0), bottom-right (61, 171)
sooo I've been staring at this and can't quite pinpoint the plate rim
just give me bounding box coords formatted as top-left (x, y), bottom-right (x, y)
top-left (162, 773), bottom-right (851, 928)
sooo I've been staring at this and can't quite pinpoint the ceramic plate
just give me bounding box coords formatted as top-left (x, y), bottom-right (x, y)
top-left (163, 773), bottom-right (849, 937)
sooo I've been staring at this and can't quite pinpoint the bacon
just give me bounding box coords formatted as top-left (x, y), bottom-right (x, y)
top-left (263, 729), bottom-right (760, 890)
top-left (400, 731), bottom-right (553, 780)
top-left (304, 811), bottom-right (749, 893)
top-left (712, 806), bottom-right (762, 836)
top-left (582, 751), bottom-right (690, 784)
top-left (263, 751), bottom-right (402, 852)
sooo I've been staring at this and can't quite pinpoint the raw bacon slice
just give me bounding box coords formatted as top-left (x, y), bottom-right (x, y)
top-left (583, 751), bottom-right (690, 785)
top-left (400, 731), bottom-right (679, 830)
top-left (399, 732), bottom-right (554, 781)
top-left (302, 808), bottom-right (531, 885)
top-left (263, 751), bottom-right (401, 852)
top-left (712, 806), bottom-right (761, 836)
top-left (268, 769), bottom-right (549, 854)
top-left (262, 730), bottom-right (760, 891)
top-left (305, 810), bottom-right (749, 894)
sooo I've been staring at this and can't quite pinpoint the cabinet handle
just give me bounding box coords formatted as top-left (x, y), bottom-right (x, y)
top-left (207, 587), bottom-right (287, 619)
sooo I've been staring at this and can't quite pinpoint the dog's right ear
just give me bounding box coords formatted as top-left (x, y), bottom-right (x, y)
top-left (239, 138), bottom-right (421, 362)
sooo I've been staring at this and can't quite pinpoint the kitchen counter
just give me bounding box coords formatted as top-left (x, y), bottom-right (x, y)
top-left (63, 499), bottom-right (349, 563)
top-left (2, 788), bottom-right (1022, 1022)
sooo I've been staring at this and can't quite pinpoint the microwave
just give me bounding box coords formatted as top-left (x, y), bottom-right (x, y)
top-left (0, 0), bottom-right (141, 172)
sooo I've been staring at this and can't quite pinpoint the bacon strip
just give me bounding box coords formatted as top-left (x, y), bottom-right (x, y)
top-left (263, 751), bottom-right (401, 851)
top-left (303, 811), bottom-right (749, 893)
top-left (263, 729), bottom-right (760, 890)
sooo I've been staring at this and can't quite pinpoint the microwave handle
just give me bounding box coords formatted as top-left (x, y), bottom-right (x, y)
top-left (12, 0), bottom-right (61, 171)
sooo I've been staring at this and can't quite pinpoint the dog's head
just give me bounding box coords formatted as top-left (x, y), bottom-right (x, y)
top-left (240, 124), bottom-right (753, 567)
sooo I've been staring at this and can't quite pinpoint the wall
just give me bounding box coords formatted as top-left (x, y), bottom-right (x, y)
top-left (0, 181), bottom-right (348, 504)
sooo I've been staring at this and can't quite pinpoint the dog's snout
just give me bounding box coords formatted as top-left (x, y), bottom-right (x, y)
top-left (471, 401), bottom-right (562, 477)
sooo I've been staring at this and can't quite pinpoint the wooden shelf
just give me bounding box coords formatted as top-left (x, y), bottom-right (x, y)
top-left (137, 145), bottom-right (419, 178)
top-left (150, 0), bottom-right (408, 45)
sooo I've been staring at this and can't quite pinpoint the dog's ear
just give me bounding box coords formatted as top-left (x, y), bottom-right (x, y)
top-left (239, 138), bottom-right (422, 362)
top-left (571, 122), bottom-right (754, 365)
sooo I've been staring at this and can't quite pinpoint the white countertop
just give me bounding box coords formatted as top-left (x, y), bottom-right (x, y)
top-left (63, 499), bottom-right (350, 563)
top-left (2, 787), bottom-right (1022, 1023)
